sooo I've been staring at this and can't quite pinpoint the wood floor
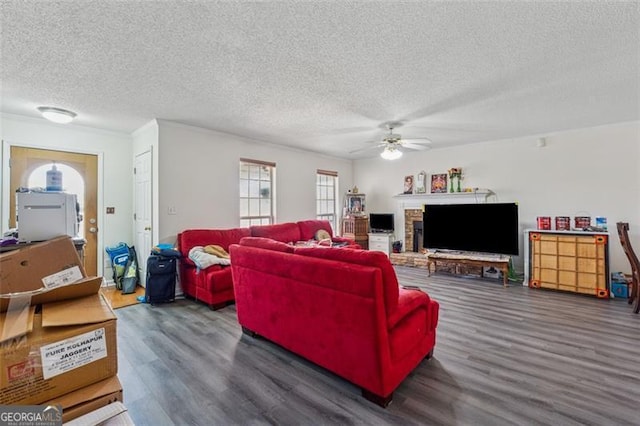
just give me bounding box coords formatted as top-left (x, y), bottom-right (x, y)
top-left (116, 267), bottom-right (640, 425)
top-left (101, 285), bottom-right (145, 309)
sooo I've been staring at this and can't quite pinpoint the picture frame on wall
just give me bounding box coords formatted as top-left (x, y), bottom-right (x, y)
top-left (430, 173), bottom-right (448, 193)
top-left (403, 175), bottom-right (414, 194)
top-left (415, 171), bottom-right (427, 193)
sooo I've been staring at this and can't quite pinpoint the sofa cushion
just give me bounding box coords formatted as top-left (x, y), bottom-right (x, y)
top-left (198, 266), bottom-right (233, 293)
top-left (238, 237), bottom-right (294, 253)
top-left (297, 220), bottom-right (335, 240)
top-left (250, 223), bottom-right (301, 243)
top-left (293, 247), bottom-right (399, 313)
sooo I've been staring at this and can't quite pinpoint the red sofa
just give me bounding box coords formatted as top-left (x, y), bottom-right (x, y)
top-left (177, 220), bottom-right (357, 308)
top-left (250, 220), bottom-right (356, 246)
top-left (229, 237), bottom-right (439, 406)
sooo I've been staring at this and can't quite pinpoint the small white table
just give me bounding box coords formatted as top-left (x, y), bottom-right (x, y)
top-left (368, 233), bottom-right (394, 257)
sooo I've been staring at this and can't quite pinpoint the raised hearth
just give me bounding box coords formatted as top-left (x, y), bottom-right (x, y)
top-left (390, 252), bottom-right (428, 268)
top-left (390, 251), bottom-right (487, 277)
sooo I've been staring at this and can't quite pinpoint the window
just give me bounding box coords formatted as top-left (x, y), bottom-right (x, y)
top-left (316, 169), bottom-right (338, 231)
top-left (240, 159), bottom-right (275, 227)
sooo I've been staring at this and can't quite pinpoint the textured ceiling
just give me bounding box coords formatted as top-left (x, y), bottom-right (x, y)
top-left (1, 1), bottom-right (639, 159)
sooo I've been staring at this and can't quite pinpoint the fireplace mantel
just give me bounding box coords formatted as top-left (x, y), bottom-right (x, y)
top-left (393, 189), bottom-right (493, 208)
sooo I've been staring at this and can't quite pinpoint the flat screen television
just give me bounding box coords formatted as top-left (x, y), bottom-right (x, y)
top-left (369, 213), bottom-right (394, 233)
top-left (423, 203), bottom-right (519, 255)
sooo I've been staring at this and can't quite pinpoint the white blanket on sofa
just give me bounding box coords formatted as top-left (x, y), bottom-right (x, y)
top-left (189, 246), bottom-right (231, 270)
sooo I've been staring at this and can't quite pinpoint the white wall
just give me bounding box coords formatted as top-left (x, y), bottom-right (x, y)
top-left (0, 113), bottom-right (134, 276)
top-left (354, 121), bottom-right (640, 274)
top-left (156, 120), bottom-right (353, 244)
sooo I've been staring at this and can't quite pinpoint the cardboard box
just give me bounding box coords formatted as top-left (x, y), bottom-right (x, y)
top-left (0, 276), bottom-right (103, 313)
top-left (43, 375), bottom-right (123, 423)
top-left (0, 291), bottom-right (118, 405)
top-left (66, 401), bottom-right (134, 426)
top-left (0, 236), bottom-right (86, 295)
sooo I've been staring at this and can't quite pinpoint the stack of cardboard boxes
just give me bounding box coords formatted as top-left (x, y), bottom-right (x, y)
top-left (0, 236), bottom-right (123, 423)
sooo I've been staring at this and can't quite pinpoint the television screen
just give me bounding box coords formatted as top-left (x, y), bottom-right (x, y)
top-left (423, 203), bottom-right (519, 255)
top-left (369, 213), bottom-right (394, 233)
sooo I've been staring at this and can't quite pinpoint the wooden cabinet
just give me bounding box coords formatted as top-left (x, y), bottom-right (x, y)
top-left (368, 233), bottom-right (393, 257)
top-left (525, 230), bottom-right (609, 297)
top-left (342, 216), bottom-right (369, 250)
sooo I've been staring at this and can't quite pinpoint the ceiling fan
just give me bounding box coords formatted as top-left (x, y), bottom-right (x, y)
top-left (350, 122), bottom-right (432, 160)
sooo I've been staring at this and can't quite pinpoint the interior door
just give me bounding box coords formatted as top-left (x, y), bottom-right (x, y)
top-left (9, 146), bottom-right (99, 276)
top-left (134, 149), bottom-right (153, 286)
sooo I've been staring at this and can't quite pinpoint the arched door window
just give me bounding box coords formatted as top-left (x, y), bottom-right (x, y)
top-left (27, 164), bottom-right (85, 237)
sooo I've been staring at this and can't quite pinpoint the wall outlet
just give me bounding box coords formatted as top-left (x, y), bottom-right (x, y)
top-left (106, 207), bottom-right (115, 214)
top-left (168, 206), bottom-right (177, 215)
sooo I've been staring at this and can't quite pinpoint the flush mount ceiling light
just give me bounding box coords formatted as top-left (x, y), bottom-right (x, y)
top-left (37, 106), bottom-right (77, 124)
top-left (380, 145), bottom-right (403, 160)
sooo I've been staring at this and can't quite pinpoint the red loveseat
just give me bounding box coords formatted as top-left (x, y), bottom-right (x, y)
top-left (177, 227), bottom-right (250, 308)
top-left (177, 220), bottom-right (357, 308)
top-left (229, 237), bottom-right (439, 406)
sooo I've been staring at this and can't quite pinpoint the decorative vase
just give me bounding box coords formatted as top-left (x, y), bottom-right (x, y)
top-left (456, 176), bottom-right (461, 192)
top-left (449, 178), bottom-right (455, 193)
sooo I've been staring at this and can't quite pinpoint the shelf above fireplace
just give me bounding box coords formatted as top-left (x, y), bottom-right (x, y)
top-left (393, 189), bottom-right (494, 208)
top-left (392, 189), bottom-right (493, 200)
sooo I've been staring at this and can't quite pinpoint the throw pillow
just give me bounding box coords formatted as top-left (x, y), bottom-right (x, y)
top-left (203, 244), bottom-right (230, 259)
top-left (314, 229), bottom-right (331, 241)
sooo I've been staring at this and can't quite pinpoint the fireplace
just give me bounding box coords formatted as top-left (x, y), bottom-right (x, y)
top-left (413, 221), bottom-right (423, 252)
top-left (404, 208), bottom-right (424, 253)
top-left (392, 191), bottom-right (493, 265)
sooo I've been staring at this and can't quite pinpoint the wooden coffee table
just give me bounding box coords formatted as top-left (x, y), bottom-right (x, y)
top-left (426, 251), bottom-right (510, 287)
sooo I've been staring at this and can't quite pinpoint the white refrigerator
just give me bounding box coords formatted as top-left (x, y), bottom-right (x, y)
top-left (17, 192), bottom-right (79, 242)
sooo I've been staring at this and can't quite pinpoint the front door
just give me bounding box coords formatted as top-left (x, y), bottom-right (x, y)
top-left (9, 146), bottom-right (99, 276)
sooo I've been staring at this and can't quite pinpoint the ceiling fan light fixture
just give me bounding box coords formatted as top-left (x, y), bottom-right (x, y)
top-left (37, 106), bottom-right (77, 124)
top-left (380, 146), bottom-right (403, 160)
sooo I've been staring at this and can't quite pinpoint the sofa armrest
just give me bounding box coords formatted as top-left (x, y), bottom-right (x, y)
top-left (182, 257), bottom-right (197, 268)
top-left (387, 288), bottom-right (430, 330)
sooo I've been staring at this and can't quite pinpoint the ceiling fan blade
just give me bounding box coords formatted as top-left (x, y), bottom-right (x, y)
top-left (402, 142), bottom-right (431, 151)
top-left (401, 138), bottom-right (432, 144)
